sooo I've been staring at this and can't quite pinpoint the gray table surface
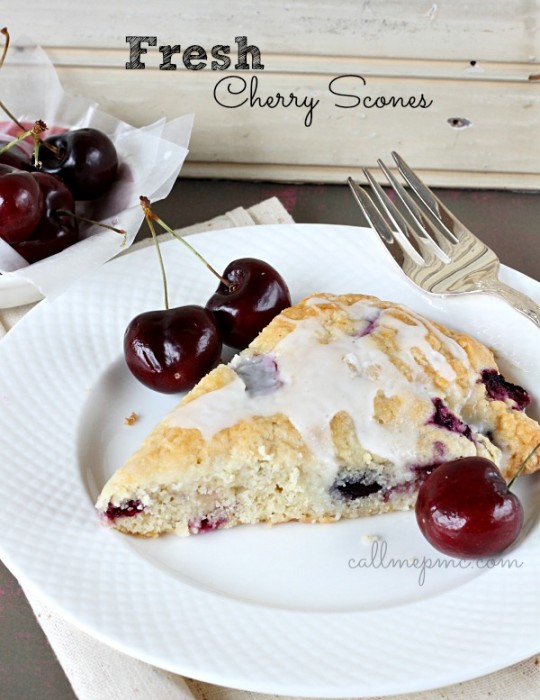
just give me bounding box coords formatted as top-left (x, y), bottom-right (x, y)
top-left (1, 179), bottom-right (539, 700)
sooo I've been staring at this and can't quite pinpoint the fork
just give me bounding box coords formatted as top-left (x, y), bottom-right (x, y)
top-left (348, 152), bottom-right (540, 329)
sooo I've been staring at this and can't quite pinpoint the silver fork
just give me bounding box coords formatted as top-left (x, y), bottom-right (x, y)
top-left (348, 152), bottom-right (540, 329)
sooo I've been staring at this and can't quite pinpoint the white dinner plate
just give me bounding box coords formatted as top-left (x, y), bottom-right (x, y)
top-left (0, 224), bottom-right (539, 698)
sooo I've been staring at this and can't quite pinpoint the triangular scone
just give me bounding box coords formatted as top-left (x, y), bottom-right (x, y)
top-left (96, 293), bottom-right (540, 537)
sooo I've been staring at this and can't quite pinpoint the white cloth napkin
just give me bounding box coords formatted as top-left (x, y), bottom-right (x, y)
top-left (1, 196), bottom-right (539, 700)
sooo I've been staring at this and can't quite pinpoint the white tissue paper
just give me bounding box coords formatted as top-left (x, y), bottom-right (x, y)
top-left (0, 39), bottom-right (193, 300)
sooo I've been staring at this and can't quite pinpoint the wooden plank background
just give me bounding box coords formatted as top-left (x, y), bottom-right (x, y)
top-left (3, 1), bottom-right (539, 188)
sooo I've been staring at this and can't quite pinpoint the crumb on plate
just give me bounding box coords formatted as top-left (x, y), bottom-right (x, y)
top-left (124, 411), bottom-right (139, 426)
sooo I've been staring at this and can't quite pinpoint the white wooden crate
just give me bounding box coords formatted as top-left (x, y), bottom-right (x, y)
top-left (4, 1), bottom-right (540, 188)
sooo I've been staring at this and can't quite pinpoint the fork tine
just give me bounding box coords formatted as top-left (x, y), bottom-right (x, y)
top-left (347, 177), bottom-right (416, 270)
top-left (391, 152), bottom-right (466, 245)
top-left (348, 161), bottom-right (540, 329)
top-left (361, 167), bottom-right (434, 263)
top-left (373, 160), bottom-right (452, 260)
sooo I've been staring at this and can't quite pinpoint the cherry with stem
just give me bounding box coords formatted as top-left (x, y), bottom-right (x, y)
top-left (139, 196), bottom-right (292, 350)
top-left (123, 198), bottom-right (223, 394)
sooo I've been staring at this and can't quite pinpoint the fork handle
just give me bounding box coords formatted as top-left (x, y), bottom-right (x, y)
top-left (483, 280), bottom-right (540, 329)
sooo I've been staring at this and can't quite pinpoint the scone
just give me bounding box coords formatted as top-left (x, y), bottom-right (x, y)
top-left (96, 293), bottom-right (540, 537)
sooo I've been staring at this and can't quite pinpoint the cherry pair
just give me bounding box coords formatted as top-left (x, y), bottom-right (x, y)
top-left (124, 200), bottom-right (291, 394)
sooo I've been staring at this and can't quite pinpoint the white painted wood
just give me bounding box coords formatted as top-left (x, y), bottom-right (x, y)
top-left (5, 1), bottom-right (540, 62)
top-left (3, 2), bottom-right (539, 188)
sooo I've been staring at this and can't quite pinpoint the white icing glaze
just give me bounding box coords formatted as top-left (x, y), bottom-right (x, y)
top-left (165, 298), bottom-right (476, 477)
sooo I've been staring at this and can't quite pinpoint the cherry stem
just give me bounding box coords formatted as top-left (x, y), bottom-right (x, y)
top-left (0, 120), bottom-right (47, 156)
top-left (56, 209), bottom-right (127, 244)
top-left (0, 102), bottom-right (61, 160)
top-left (0, 27), bottom-right (10, 71)
top-left (0, 97), bottom-right (27, 133)
top-left (143, 209), bottom-right (169, 310)
top-left (31, 123), bottom-right (47, 165)
top-left (508, 442), bottom-right (540, 490)
top-left (139, 195), bottom-right (233, 290)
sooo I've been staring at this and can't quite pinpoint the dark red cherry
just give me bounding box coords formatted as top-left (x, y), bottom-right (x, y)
top-left (30, 172), bottom-right (76, 236)
top-left (39, 127), bottom-right (118, 200)
top-left (13, 222), bottom-right (78, 263)
top-left (205, 258), bottom-right (291, 350)
top-left (0, 164), bottom-right (44, 243)
top-left (415, 457), bottom-right (524, 558)
top-left (124, 305), bottom-right (222, 394)
top-left (12, 172), bottom-right (78, 263)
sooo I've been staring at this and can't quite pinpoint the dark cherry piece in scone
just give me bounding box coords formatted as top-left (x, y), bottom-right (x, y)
top-left (96, 293), bottom-right (540, 537)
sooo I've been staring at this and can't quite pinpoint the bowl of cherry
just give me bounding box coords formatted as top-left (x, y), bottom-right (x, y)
top-left (0, 29), bottom-right (192, 308)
